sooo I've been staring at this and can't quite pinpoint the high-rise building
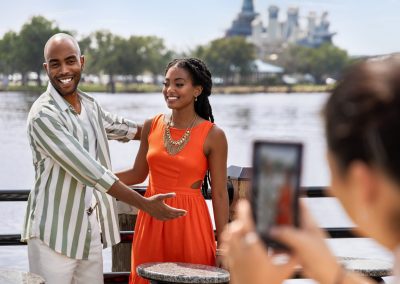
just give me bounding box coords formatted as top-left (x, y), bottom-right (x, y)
top-left (226, 0), bottom-right (336, 58)
top-left (225, 0), bottom-right (258, 37)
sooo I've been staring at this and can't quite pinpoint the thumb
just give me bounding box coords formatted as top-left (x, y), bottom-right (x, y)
top-left (236, 199), bottom-right (255, 232)
top-left (154, 192), bottom-right (177, 201)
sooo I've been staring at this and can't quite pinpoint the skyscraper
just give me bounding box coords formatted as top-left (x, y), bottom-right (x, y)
top-left (225, 0), bottom-right (258, 37)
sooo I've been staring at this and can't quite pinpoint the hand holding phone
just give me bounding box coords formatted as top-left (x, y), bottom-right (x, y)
top-left (251, 140), bottom-right (303, 250)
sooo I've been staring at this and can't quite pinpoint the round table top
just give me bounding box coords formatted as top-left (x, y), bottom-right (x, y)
top-left (0, 270), bottom-right (45, 284)
top-left (137, 262), bottom-right (230, 283)
top-left (338, 257), bottom-right (393, 277)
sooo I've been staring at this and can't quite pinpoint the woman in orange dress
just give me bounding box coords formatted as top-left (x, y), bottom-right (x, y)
top-left (116, 58), bottom-right (229, 284)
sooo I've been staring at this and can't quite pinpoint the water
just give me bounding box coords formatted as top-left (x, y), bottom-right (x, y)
top-left (0, 91), bottom-right (394, 282)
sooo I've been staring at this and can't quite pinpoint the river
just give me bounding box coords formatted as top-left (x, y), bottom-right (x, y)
top-left (0, 91), bottom-right (394, 282)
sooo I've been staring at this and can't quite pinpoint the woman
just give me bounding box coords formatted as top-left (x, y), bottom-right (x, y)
top-left (221, 55), bottom-right (400, 284)
top-left (117, 58), bottom-right (229, 284)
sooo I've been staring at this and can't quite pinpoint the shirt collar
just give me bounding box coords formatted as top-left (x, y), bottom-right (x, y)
top-left (46, 82), bottom-right (95, 113)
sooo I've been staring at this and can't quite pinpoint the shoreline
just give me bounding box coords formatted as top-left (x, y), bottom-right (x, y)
top-left (0, 83), bottom-right (332, 94)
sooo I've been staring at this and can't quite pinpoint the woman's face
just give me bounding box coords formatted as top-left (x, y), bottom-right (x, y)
top-left (162, 66), bottom-right (201, 110)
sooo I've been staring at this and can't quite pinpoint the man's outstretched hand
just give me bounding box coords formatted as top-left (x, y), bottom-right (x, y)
top-left (143, 193), bottom-right (187, 221)
top-left (107, 181), bottom-right (186, 221)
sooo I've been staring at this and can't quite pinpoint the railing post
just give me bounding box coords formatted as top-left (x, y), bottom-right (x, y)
top-left (112, 202), bottom-right (137, 272)
top-left (227, 165), bottom-right (252, 221)
top-left (111, 186), bottom-right (145, 273)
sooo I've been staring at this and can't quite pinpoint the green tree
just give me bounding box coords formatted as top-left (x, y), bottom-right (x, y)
top-left (18, 16), bottom-right (62, 86)
top-left (0, 31), bottom-right (19, 79)
top-left (139, 36), bottom-right (173, 82)
top-left (85, 30), bottom-right (121, 93)
top-left (279, 43), bottom-right (349, 84)
top-left (193, 37), bottom-right (256, 85)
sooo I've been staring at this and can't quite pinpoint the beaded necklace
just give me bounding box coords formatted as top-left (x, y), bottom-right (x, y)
top-left (163, 114), bottom-right (197, 155)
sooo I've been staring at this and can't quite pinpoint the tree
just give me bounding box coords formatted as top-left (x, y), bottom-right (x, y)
top-left (278, 43), bottom-right (349, 84)
top-left (193, 37), bottom-right (256, 85)
top-left (0, 31), bottom-right (19, 78)
top-left (138, 36), bottom-right (173, 82)
top-left (18, 16), bottom-right (62, 86)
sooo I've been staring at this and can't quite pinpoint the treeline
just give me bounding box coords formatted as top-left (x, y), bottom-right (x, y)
top-left (0, 15), bottom-right (351, 92)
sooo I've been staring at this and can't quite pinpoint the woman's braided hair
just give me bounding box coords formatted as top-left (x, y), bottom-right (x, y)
top-left (165, 58), bottom-right (214, 198)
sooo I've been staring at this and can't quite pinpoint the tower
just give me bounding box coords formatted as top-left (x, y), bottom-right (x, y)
top-left (226, 0), bottom-right (258, 37)
top-left (268, 5), bottom-right (280, 41)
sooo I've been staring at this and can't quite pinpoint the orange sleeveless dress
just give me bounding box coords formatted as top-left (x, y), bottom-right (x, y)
top-left (130, 114), bottom-right (216, 284)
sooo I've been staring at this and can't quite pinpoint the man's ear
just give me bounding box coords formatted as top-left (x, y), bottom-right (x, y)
top-left (348, 161), bottom-right (378, 205)
top-left (80, 55), bottom-right (85, 69)
top-left (43, 62), bottom-right (47, 72)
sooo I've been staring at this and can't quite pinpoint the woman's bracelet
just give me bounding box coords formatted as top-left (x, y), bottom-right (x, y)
top-left (216, 248), bottom-right (225, 256)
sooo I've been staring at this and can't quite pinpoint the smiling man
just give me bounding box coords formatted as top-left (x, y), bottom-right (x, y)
top-left (22, 33), bottom-right (186, 284)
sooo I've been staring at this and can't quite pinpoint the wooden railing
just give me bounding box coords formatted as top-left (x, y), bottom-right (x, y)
top-left (0, 181), bottom-right (359, 283)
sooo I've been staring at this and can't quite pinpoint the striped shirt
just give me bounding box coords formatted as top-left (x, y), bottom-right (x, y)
top-left (21, 83), bottom-right (138, 260)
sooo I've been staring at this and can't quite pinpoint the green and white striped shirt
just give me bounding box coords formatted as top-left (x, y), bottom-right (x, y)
top-left (21, 83), bottom-right (138, 260)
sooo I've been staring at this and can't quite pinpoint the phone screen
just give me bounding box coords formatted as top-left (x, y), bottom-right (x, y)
top-left (251, 140), bottom-right (303, 250)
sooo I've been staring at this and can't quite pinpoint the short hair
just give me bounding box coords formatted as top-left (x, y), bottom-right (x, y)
top-left (43, 33), bottom-right (81, 62)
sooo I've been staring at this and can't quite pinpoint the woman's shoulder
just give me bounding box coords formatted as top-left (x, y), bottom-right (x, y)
top-left (202, 122), bottom-right (226, 145)
top-left (143, 113), bottom-right (165, 131)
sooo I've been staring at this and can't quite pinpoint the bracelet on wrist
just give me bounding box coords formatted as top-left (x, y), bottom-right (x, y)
top-left (216, 248), bottom-right (225, 256)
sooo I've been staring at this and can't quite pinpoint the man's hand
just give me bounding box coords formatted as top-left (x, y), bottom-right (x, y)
top-left (143, 193), bottom-right (187, 221)
top-left (107, 181), bottom-right (186, 221)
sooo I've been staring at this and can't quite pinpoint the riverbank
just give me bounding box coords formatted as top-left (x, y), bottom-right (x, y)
top-left (0, 83), bottom-right (332, 94)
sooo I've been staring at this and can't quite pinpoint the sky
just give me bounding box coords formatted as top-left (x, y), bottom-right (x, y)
top-left (1, 0), bottom-right (399, 56)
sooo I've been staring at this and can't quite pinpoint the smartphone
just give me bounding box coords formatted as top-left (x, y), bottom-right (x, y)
top-left (251, 140), bottom-right (303, 250)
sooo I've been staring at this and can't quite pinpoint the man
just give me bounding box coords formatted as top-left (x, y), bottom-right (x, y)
top-left (21, 33), bottom-right (186, 284)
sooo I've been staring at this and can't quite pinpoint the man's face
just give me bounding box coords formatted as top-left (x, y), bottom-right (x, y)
top-left (43, 39), bottom-right (84, 97)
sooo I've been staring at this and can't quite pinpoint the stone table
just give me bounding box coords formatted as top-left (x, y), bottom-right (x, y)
top-left (339, 256), bottom-right (393, 280)
top-left (137, 262), bottom-right (230, 284)
top-left (0, 270), bottom-right (45, 284)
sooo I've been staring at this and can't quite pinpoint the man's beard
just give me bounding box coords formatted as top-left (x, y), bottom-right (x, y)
top-left (50, 74), bottom-right (81, 97)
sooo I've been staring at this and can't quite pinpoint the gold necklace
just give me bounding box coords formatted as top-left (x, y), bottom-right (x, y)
top-left (163, 114), bottom-right (197, 155)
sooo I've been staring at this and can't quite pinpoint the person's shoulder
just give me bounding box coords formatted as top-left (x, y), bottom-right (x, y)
top-left (143, 113), bottom-right (164, 128)
top-left (207, 123), bottom-right (227, 141)
top-left (28, 91), bottom-right (56, 122)
top-left (210, 123), bottom-right (225, 134)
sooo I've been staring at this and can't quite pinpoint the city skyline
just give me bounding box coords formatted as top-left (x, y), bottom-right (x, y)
top-left (1, 0), bottom-right (399, 56)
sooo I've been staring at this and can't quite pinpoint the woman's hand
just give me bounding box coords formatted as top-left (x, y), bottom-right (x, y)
top-left (220, 199), bottom-right (297, 284)
top-left (270, 201), bottom-right (342, 283)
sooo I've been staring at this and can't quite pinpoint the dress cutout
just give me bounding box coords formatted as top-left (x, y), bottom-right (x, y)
top-left (130, 114), bottom-right (216, 284)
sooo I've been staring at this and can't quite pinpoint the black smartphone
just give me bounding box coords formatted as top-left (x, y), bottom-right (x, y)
top-left (251, 140), bottom-right (303, 250)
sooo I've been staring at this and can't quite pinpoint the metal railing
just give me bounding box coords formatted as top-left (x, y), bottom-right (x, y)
top-left (0, 186), bottom-right (358, 283)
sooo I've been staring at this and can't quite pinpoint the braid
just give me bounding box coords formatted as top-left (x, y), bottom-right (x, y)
top-left (165, 57), bottom-right (215, 198)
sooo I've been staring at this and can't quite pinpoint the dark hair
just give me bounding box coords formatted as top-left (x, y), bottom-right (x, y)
top-left (323, 55), bottom-right (400, 184)
top-left (165, 58), bottom-right (214, 197)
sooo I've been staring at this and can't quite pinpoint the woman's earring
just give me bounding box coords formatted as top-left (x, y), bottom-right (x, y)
top-left (195, 96), bottom-right (198, 102)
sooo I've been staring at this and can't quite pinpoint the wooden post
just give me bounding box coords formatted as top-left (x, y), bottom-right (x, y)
top-left (227, 166), bottom-right (252, 221)
top-left (112, 202), bottom-right (138, 272)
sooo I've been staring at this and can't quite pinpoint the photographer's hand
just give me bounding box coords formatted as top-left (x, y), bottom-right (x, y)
top-left (220, 199), bottom-right (297, 284)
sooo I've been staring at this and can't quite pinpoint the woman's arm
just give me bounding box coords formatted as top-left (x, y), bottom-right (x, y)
top-left (115, 118), bottom-right (152, 185)
top-left (205, 125), bottom-right (229, 247)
